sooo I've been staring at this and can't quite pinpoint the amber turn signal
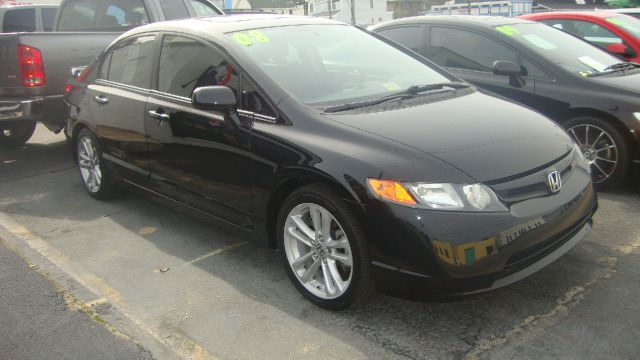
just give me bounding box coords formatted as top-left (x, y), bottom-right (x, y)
top-left (367, 179), bottom-right (417, 206)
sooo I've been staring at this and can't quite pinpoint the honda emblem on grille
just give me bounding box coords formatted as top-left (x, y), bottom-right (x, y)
top-left (547, 170), bottom-right (562, 193)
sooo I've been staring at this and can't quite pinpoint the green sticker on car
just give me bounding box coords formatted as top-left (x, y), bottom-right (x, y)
top-left (233, 31), bottom-right (271, 46)
top-left (496, 25), bottom-right (520, 36)
top-left (606, 17), bottom-right (624, 26)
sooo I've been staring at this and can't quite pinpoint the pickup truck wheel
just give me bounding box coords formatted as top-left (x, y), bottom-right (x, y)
top-left (277, 184), bottom-right (373, 310)
top-left (76, 129), bottom-right (117, 200)
top-left (0, 121), bottom-right (36, 147)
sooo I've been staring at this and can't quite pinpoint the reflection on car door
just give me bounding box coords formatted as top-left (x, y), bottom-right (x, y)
top-left (426, 26), bottom-right (540, 109)
top-left (144, 34), bottom-right (253, 229)
top-left (88, 34), bottom-right (155, 184)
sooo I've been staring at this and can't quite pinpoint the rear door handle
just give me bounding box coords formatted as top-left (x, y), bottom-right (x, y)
top-left (93, 95), bottom-right (109, 105)
top-left (148, 110), bottom-right (170, 124)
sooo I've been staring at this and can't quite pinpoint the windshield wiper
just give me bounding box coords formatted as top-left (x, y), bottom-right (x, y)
top-left (588, 62), bottom-right (640, 77)
top-left (324, 82), bottom-right (470, 113)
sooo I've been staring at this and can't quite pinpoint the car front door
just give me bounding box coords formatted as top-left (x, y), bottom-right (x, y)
top-left (144, 34), bottom-right (253, 229)
top-left (88, 34), bottom-right (156, 184)
top-left (425, 26), bottom-right (541, 109)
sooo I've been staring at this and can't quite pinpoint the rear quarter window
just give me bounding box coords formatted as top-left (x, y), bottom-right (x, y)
top-left (159, 0), bottom-right (190, 20)
top-left (3, 8), bottom-right (36, 33)
top-left (41, 8), bottom-right (57, 32)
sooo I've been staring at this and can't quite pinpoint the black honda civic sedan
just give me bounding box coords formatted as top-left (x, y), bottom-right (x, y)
top-left (66, 15), bottom-right (597, 309)
top-left (371, 16), bottom-right (640, 189)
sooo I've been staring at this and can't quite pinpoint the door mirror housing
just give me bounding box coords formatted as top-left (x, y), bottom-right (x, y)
top-left (192, 86), bottom-right (236, 111)
top-left (492, 60), bottom-right (526, 88)
top-left (607, 42), bottom-right (632, 58)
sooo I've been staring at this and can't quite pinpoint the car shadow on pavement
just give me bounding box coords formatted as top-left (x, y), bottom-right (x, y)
top-left (1, 137), bottom-right (638, 359)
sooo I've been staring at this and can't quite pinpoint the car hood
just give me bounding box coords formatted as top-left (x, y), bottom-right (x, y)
top-left (323, 92), bottom-right (573, 183)
top-left (589, 71), bottom-right (640, 94)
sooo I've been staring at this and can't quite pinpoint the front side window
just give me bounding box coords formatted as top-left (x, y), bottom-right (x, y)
top-left (41, 8), bottom-right (57, 32)
top-left (377, 26), bottom-right (423, 55)
top-left (3, 8), bottom-right (36, 33)
top-left (107, 35), bottom-right (156, 88)
top-left (159, 0), bottom-right (190, 20)
top-left (227, 24), bottom-right (451, 106)
top-left (158, 35), bottom-right (238, 98)
top-left (429, 26), bottom-right (548, 78)
top-left (189, 0), bottom-right (220, 16)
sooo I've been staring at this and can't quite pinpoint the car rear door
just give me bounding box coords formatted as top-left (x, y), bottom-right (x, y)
top-left (88, 34), bottom-right (156, 184)
top-left (143, 33), bottom-right (253, 229)
top-left (425, 25), bottom-right (541, 109)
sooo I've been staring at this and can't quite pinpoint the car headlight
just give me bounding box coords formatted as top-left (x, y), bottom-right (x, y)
top-left (634, 112), bottom-right (640, 121)
top-left (366, 179), bottom-right (507, 212)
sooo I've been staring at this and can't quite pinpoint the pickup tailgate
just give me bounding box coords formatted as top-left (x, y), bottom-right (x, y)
top-left (0, 32), bottom-right (120, 98)
top-left (0, 35), bottom-right (23, 90)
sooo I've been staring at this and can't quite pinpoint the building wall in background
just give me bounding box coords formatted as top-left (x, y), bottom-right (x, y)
top-left (307, 0), bottom-right (392, 26)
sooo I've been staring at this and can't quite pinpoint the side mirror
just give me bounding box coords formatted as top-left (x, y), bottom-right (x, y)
top-left (192, 86), bottom-right (236, 111)
top-left (607, 42), bottom-right (632, 58)
top-left (492, 60), bottom-right (526, 88)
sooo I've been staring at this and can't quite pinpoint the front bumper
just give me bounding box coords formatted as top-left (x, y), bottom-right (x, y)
top-left (365, 164), bottom-right (597, 297)
top-left (0, 96), bottom-right (66, 131)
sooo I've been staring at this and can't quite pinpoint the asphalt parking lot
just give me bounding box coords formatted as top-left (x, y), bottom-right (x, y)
top-left (1, 125), bottom-right (639, 360)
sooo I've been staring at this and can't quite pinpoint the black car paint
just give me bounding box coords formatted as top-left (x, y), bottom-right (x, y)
top-left (67, 15), bottom-right (597, 296)
top-left (370, 16), bottom-right (640, 171)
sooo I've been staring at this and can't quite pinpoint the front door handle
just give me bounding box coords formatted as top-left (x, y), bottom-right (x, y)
top-left (148, 110), bottom-right (170, 124)
top-left (93, 95), bottom-right (109, 105)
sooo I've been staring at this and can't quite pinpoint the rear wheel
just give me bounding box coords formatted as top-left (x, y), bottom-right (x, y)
top-left (277, 184), bottom-right (373, 310)
top-left (0, 121), bottom-right (36, 147)
top-left (565, 117), bottom-right (629, 189)
top-left (76, 128), bottom-right (117, 200)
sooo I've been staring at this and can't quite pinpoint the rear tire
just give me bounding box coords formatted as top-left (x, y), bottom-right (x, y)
top-left (277, 184), bottom-right (373, 310)
top-left (0, 121), bottom-right (36, 147)
top-left (565, 116), bottom-right (630, 189)
top-left (75, 128), bottom-right (117, 200)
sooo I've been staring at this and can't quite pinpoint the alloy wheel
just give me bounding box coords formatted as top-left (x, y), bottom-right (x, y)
top-left (568, 124), bottom-right (618, 184)
top-left (77, 135), bottom-right (102, 193)
top-left (283, 203), bottom-right (353, 300)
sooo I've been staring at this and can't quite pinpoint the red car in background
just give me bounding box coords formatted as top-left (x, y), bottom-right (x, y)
top-left (521, 12), bottom-right (640, 64)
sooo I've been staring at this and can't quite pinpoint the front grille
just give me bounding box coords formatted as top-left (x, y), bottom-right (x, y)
top-left (490, 150), bottom-right (576, 205)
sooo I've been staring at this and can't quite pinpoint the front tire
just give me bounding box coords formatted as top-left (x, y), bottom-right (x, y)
top-left (75, 128), bottom-right (117, 200)
top-left (565, 117), bottom-right (630, 189)
top-left (277, 184), bottom-right (373, 310)
top-left (0, 121), bottom-right (36, 147)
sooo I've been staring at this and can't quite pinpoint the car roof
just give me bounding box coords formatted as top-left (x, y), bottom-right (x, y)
top-left (126, 14), bottom-right (342, 38)
top-left (523, 11), bottom-right (623, 19)
top-left (0, 4), bottom-right (57, 9)
top-left (370, 15), bottom-right (536, 30)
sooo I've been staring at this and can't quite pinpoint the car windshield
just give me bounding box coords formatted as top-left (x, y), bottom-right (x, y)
top-left (605, 15), bottom-right (640, 38)
top-left (226, 24), bottom-right (452, 106)
top-left (502, 23), bottom-right (621, 76)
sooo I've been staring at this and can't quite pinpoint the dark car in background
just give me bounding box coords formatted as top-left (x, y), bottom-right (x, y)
top-left (0, 0), bottom-right (222, 147)
top-left (66, 15), bottom-right (596, 309)
top-left (371, 16), bottom-right (640, 188)
top-left (521, 12), bottom-right (640, 63)
top-left (0, 4), bottom-right (58, 33)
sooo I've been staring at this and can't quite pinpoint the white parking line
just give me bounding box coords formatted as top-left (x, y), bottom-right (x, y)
top-left (183, 241), bottom-right (249, 266)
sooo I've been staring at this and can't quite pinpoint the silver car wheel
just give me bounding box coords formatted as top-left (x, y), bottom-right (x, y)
top-left (77, 135), bottom-right (102, 193)
top-left (568, 124), bottom-right (618, 183)
top-left (283, 203), bottom-right (353, 300)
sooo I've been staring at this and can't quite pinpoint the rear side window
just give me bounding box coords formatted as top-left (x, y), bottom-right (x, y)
top-left (189, 0), bottom-right (220, 17)
top-left (158, 35), bottom-right (239, 98)
top-left (41, 8), bottom-right (57, 32)
top-left (377, 26), bottom-right (423, 55)
top-left (3, 8), bottom-right (36, 33)
top-left (107, 35), bottom-right (156, 88)
top-left (57, 0), bottom-right (149, 31)
top-left (159, 0), bottom-right (190, 20)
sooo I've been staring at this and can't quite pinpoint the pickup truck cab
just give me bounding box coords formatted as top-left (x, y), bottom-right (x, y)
top-left (0, 4), bottom-right (58, 33)
top-left (0, 0), bottom-right (223, 146)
